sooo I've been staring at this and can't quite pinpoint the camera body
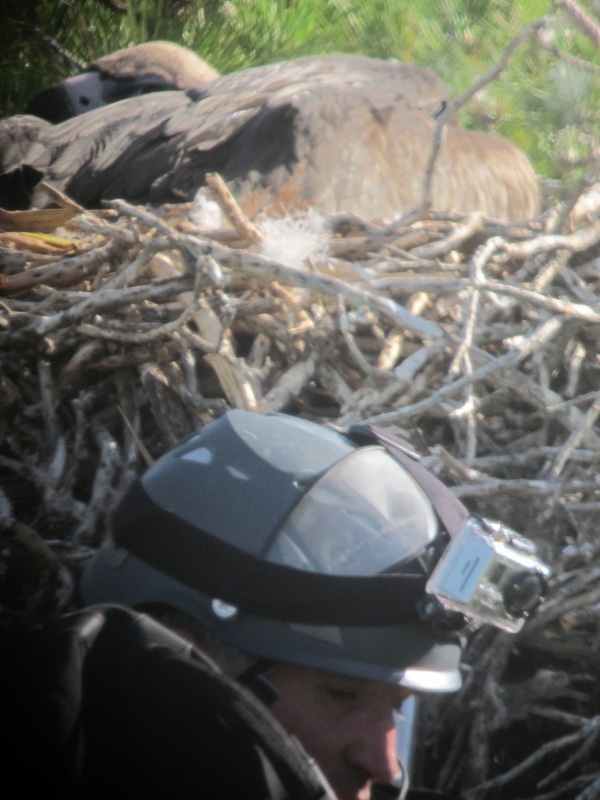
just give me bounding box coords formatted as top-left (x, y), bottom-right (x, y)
top-left (426, 516), bottom-right (550, 633)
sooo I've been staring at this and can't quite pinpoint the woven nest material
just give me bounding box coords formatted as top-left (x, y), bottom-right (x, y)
top-left (1, 174), bottom-right (600, 798)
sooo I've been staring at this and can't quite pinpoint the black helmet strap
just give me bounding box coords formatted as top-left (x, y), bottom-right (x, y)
top-left (115, 425), bottom-right (468, 628)
top-left (116, 479), bottom-right (430, 627)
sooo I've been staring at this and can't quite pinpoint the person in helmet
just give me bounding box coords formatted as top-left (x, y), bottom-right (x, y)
top-left (1, 410), bottom-right (548, 800)
top-left (80, 409), bottom-right (467, 800)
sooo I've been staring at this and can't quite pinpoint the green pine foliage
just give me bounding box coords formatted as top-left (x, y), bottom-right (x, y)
top-left (2, 0), bottom-right (599, 190)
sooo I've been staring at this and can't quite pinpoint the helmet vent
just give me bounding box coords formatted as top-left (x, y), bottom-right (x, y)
top-left (212, 598), bottom-right (239, 620)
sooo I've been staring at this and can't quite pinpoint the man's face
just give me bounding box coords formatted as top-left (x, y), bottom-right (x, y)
top-left (269, 664), bottom-right (410, 800)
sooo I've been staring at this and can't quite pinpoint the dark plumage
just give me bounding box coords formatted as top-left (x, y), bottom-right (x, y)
top-left (2, 53), bottom-right (540, 222)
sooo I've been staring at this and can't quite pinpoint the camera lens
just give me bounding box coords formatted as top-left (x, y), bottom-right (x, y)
top-left (504, 571), bottom-right (546, 617)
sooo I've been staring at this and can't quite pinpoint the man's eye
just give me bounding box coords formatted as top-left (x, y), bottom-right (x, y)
top-left (326, 686), bottom-right (359, 703)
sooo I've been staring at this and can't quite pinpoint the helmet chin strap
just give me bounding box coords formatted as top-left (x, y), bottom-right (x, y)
top-left (370, 761), bottom-right (410, 800)
top-left (237, 657), bottom-right (280, 706)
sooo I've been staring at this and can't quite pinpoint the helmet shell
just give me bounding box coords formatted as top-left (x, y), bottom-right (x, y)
top-left (81, 410), bottom-right (462, 692)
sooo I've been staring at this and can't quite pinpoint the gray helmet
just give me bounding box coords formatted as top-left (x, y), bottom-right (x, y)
top-left (81, 410), bottom-right (462, 692)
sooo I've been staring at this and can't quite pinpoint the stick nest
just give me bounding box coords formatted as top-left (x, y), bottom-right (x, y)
top-left (1, 177), bottom-right (600, 799)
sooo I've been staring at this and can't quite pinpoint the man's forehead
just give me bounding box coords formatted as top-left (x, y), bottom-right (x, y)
top-left (275, 663), bottom-right (411, 703)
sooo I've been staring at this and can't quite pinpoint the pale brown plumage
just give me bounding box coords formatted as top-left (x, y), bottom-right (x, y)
top-left (2, 52), bottom-right (540, 222)
top-left (86, 41), bottom-right (220, 90)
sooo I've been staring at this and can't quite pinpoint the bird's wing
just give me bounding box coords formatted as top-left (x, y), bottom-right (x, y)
top-left (9, 55), bottom-right (447, 208)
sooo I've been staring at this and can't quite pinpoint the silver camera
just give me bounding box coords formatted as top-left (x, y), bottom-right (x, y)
top-left (426, 516), bottom-right (550, 633)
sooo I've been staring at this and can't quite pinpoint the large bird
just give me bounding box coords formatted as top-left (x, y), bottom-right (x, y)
top-left (1, 53), bottom-right (540, 222)
top-left (24, 41), bottom-right (220, 123)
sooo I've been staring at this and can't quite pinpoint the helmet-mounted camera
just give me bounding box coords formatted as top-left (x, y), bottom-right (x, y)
top-left (424, 515), bottom-right (550, 633)
top-left (349, 423), bottom-right (551, 635)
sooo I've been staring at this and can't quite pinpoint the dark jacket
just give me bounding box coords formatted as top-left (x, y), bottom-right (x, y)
top-left (0, 604), bottom-right (333, 799)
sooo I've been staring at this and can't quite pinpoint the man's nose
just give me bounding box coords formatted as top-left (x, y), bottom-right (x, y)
top-left (346, 714), bottom-right (400, 785)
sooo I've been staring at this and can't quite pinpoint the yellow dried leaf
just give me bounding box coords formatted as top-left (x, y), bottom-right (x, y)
top-left (0, 207), bottom-right (76, 233)
top-left (0, 231), bottom-right (76, 254)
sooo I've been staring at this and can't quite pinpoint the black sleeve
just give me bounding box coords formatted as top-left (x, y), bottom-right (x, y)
top-left (0, 604), bottom-right (332, 800)
top-left (80, 606), bottom-right (276, 798)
